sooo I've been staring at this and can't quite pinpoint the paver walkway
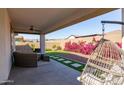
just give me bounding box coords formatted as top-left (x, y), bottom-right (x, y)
top-left (55, 52), bottom-right (88, 64)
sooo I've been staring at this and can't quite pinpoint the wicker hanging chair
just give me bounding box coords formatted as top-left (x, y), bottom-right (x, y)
top-left (77, 39), bottom-right (124, 85)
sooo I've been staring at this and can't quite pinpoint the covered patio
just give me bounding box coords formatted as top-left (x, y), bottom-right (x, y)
top-left (1, 8), bottom-right (124, 85)
top-left (9, 8), bottom-right (115, 55)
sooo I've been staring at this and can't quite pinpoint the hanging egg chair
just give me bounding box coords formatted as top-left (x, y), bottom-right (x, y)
top-left (77, 21), bottom-right (124, 85)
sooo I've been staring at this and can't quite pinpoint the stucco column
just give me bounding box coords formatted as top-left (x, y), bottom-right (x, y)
top-left (40, 34), bottom-right (45, 54)
top-left (11, 33), bottom-right (16, 52)
top-left (122, 9), bottom-right (124, 50)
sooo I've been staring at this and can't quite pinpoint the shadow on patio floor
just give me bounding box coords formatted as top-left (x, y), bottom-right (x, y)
top-left (8, 59), bottom-right (81, 85)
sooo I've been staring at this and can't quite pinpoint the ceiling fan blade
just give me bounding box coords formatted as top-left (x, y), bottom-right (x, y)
top-left (30, 28), bottom-right (41, 32)
top-left (29, 25), bottom-right (34, 30)
top-left (29, 25), bottom-right (41, 32)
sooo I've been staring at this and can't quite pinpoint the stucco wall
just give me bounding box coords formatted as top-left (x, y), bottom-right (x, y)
top-left (46, 40), bottom-right (63, 49)
top-left (45, 36), bottom-right (102, 50)
top-left (0, 9), bottom-right (11, 83)
top-left (122, 9), bottom-right (124, 50)
top-left (46, 30), bottom-right (121, 50)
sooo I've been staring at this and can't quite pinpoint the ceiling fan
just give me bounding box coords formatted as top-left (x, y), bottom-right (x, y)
top-left (29, 25), bottom-right (41, 32)
top-left (13, 25), bottom-right (41, 34)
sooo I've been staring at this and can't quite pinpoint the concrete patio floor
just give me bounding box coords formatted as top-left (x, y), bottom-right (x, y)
top-left (8, 59), bottom-right (81, 85)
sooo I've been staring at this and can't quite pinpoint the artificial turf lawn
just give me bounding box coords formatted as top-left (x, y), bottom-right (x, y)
top-left (46, 51), bottom-right (85, 72)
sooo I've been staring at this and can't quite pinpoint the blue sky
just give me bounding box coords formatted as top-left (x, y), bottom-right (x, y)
top-left (19, 9), bottom-right (121, 40)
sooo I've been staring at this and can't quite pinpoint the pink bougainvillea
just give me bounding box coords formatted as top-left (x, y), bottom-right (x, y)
top-left (64, 38), bottom-right (97, 55)
top-left (64, 37), bottom-right (121, 55)
top-left (116, 42), bottom-right (122, 48)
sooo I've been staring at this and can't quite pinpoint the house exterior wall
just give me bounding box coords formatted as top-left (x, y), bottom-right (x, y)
top-left (122, 9), bottom-right (124, 50)
top-left (0, 9), bottom-right (11, 83)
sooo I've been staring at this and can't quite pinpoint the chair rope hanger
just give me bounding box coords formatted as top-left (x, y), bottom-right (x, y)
top-left (77, 21), bottom-right (124, 85)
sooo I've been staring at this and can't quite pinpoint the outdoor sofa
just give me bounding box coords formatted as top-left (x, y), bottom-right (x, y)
top-left (13, 45), bottom-right (40, 67)
top-left (13, 45), bottom-right (50, 67)
top-left (13, 52), bottom-right (38, 67)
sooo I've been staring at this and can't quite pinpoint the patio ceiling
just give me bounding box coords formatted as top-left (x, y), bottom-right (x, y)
top-left (8, 8), bottom-right (115, 34)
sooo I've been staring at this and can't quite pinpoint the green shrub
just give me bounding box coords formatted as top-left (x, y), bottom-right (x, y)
top-left (52, 45), bottom-right (56, 49)
top-left (30, 44), bottom-right (35, 51)
top-left (56, 46), bottom-right (62, 50)
top-left (45, 49), bottom-right (52, 51)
